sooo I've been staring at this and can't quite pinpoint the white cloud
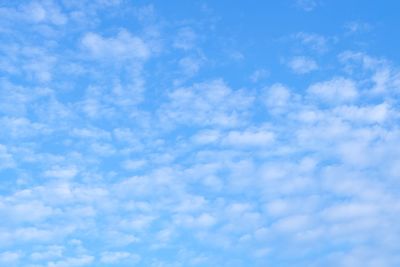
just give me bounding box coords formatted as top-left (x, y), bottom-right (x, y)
top-left (263, 83), bottom-right (293, 114)
top-left (90, 142), bottom-right (116, 156)
top-left (173, 27), bottom-right (197, 50)
top-left (332, 103), bottom-right (390, 124)
top-left (70, 127), bottom-right (111, 140)
top-left (44, 166), bottom-right (78, 179)
top-left (174, 213), bottom-right (216, 228)
top-left (288, 56), bottom-right (318, 74)
top-left (250, 68), bottom-right (268, 82)
top-left (82, 30), bottom-right (149, 61)
top-left (30, 245), bottom-right (63, 261)
top-left (345, 21), bottom-right (372, 34)
top-left (179, 56), bottom-right (202, 77)
top-left (119, 214), bottom-right (156, 231)
top-left (1, 1), bottom-right (400, 266)
top-left (229, 50), bottom-right (245, 61)
top-left (307, 77), bottom-right (358, 103)
top-left (100, 251), bottom-right (140, 264)
top-left (265, 199), bottom-right (292, 217)
top-left (295, 32), bottom-right (329, 53)
top-left (322, 202), bottom-right (378, 222)
top-left (12, 227), bottom-right (55, 243)
top-left (0, 117), bottom-right (50, 138)
top-left (0, 1), bottom-right (68, 26)
top-left (253, 247), bottom-right (270, 258)
top-left (273, 214), bottom-right (312, 232)
top-left (121, 159), bottom-right (146, 170)
top-left (0, 201), bottom-right (54, 224)
top-left (159, 79), bottom-right (254, 128)
top-left (192, 129), bottom-right (221, 145)
top-left (0, 251), bottom-right (21, 263)
top-left (222, 129), bottom-right (275, 147)
top-left (0, 144), bottom-right (15, 169)
top-left (339, 51), bottom-right (400, 95)
top-left (295, 0), bottom-right (318, 11)
top-left (48, 255), bottom-right (94, 267)
top-left (23, 2), bottom-right (68, 25)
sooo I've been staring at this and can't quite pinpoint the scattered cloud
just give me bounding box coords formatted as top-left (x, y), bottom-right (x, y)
top-left (250, 68), bottom-right (269, 82)
top-left (173, 27), bottom-right (197, 50)
top-left (295, 0), bottom-right (319, 11)
top-left (345, 21), bottom-right (372, 34)
top-left (159, 79), bottom-right (254, 128)
top-left (0, 1), bottom-right (399, 267)
top-left (287, 56), bottom-right (318, 74)
top-left (294, 32), bottom-right (329, 53)
top-left (81, 30), bottom-right (149, 61)
top-left (100, 251), bottom-right (140, 264)
top-left (307, 77), bottom-right (358, 103)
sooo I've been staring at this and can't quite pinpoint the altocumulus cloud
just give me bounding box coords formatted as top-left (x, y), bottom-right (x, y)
top-left (1, 1), bottom-right (400, 267)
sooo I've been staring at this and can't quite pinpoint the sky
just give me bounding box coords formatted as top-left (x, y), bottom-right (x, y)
top-left (1, 0), bottom-right (400, 266)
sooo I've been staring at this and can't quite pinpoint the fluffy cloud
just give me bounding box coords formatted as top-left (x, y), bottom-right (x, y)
top-left (82, 30), bottom-right (149, 61)
top-left (294, 32), bottom-right (329, 53)
top-left (0, 251), bottom-right (21, 264)
top-left (1, 1), bottom-right (400, 267)
top-left (287, 56), bottom-right (318, 74)
top-left (159, 79), bottom-right (254, 128)
top-left (222, 129), bottom-right (275, 147)
top-left (263, 83), bottom-right (293, 113)
top-left (100, 251), bottom-right (140, 264)
top-left (307, 77), bottom-right (358, 103)
top-left (0, 144), bottom-right (15, 169)
top-left (47, 255), bottom-right (94, 267)
top-left (173, 27), bottom-right (197, 50)
top-left (296, 0), bottom-right (318, 11)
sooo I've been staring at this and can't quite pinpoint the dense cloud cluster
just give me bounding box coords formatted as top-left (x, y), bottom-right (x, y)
top-left (0, 1), bottom-right (400, 267)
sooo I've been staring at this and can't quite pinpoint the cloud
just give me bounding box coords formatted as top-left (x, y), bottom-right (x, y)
top-left (0, 201), bottom-right (54, 224)
top-left (47, 255), bottom-right (94, 267)
top-left (23, 1), bottom-right (68, 25)
top-left (159, 79), bottom-right (254, 128)
top-left (1, 1), bottom-right (400, 267)
top-left (178, 56), bottom-right (203, 77)
top-left (70, 127), bottom-right (111, 140)
top-left (273, 214), bottom-right (312, 232)
top-left (0, 251), bottom-right (20, 263)
top-left (339, 51), bottom-right (400, 95)
top-left (81, 30), bottom-right (149, 61)
top-left (0, 1), bottom-right (67, 26)
top-left (174, 213), bottom-right (217, 228)
top-left (0, 144), bottom-right (15, 169)
top-left (307, 77), bottom-right (358, 103)
top-left (121, 159), bottom-right (146, 170)
top-left (287, 56), bottom-right (318, 74)
top-left (295, 32), bottom-right (329, 53)
top-left (44, 166), bottom-right (78, 179)
top-left (250, 69), bottom-right (269, 83)
top-left (0, 117), bottom-right (50, 138)
top-left (222, 129), bottom-right (275, 147)
top-left (192, 129), bottom-right (221, 145)
top-left (332, 103), bottom-right (390, 124)
top-left (30, 245), bottom-right (63, 261)
top-left (263, 83), bottom-right (294, 114)
top-left (295, 0), bottom-right (319, 11)
top-left (345, 21), bottom-right (372, 34)
top-left (100, 251), bottom-right (140, 264)
top-left (173, 27), bottom-right (197, 50)
top-left (322, 202), bottom-right (378, 222)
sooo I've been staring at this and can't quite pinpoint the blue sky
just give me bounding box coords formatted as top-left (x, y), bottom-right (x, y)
top-left (1, 0), bottom-right (400, 266)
